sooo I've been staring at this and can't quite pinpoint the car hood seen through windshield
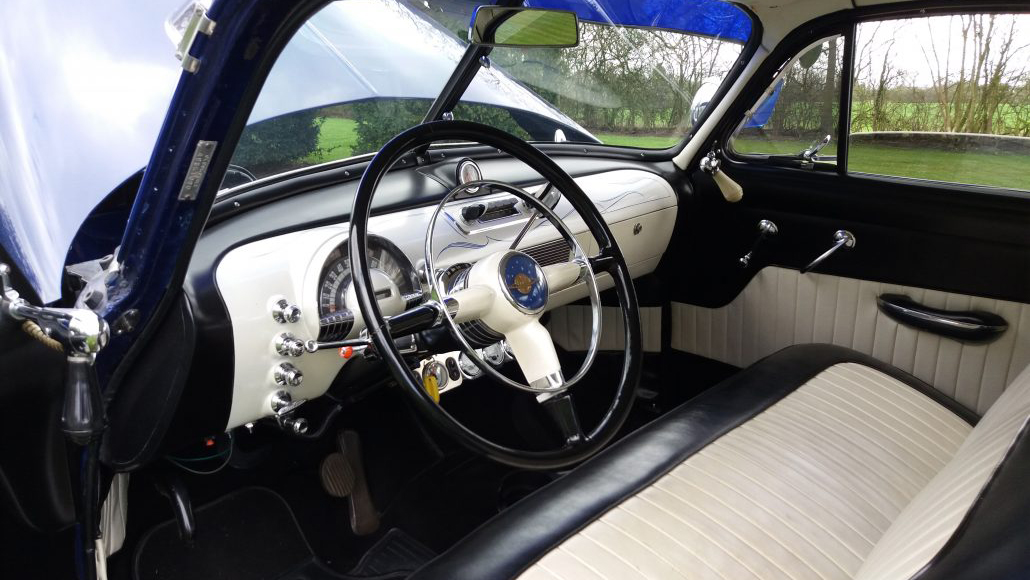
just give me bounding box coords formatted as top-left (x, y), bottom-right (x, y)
top-left (0, 0), bottom-right (589, 303)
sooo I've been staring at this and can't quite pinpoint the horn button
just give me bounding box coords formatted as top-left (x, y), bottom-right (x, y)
top-left (464, 250), bottom-right (551, 335)
top-left (499, 252), bottom-right (548, 314)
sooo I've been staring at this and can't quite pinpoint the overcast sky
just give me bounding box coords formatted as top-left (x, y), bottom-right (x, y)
top-left (856, 14), bottom-right (1030, 89)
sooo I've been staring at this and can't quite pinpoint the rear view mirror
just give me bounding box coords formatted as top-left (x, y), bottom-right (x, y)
top-left (469, 7), bottom-right (579, 48)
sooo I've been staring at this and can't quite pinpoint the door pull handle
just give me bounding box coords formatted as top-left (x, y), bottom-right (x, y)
top-left (877, 294), bottom-right (1007, 343)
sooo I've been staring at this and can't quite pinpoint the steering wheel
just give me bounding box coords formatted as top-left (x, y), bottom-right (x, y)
top-left (349, 120), bottom-right (641, 469)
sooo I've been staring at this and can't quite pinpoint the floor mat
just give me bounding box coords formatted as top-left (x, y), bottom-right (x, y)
top-left (134, 487), bottom-right (329, 580)
top-left (348, 529), bottom-right (435, 577)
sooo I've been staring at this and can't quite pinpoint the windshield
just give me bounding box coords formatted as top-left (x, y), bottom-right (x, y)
top-left (222, 0), bottom-right (751, 189)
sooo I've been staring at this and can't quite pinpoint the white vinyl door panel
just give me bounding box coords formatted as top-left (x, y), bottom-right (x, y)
top-left (672, 266), bottom-right (1030, 414)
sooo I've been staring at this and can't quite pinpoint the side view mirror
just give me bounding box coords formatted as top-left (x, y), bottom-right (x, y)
top-left (469, 6), bottom-right (579, 48)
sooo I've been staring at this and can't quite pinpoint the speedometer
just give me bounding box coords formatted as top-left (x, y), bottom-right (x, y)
top-left (316, 235), bottom-right (423, 340)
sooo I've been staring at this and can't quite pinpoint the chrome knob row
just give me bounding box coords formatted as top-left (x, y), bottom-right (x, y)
top-left (270, 298), bottom-right (308, 434)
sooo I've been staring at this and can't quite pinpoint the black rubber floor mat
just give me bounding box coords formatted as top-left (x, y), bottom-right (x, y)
top-left (134, 487), bottom-right (320, 580)
top-left (348, 529), bottom-right (435, 577)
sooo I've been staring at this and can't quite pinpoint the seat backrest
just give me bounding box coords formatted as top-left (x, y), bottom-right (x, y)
top-left (856, 363), bottom-right (1030, 580)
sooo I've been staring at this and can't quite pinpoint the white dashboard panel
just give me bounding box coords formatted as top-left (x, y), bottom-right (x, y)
top-left (215, 169), bottom-right (676, 429)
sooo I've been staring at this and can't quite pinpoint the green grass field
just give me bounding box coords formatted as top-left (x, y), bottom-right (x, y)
top-left (307, 117), bottom-right (359, 164)
top-left (850, 101), bottom-right (1030, 134)
top-left (306, 121), bottom-right (686, 162)
top-left (306, 119), bottom-right (1028, 191)
top-left (596, 133), bottom-right (682, 148)
top-left (733, 136), bottom-right (1029, 191)
top-left (848, 145), bottom-right (1029, 190)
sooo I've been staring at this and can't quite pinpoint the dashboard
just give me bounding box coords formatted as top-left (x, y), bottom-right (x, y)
top-left (214, 166), bottom-right (677, 429)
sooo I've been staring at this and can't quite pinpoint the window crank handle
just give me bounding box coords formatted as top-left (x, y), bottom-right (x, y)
top-left (801, 230), bottom-right (856, 274)
top-left (739, 219), bottom-right (778, 268)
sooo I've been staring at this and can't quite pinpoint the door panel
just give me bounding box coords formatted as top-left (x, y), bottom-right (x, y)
top-left (668, 166), bottom-right (1030, 308)
top-left (0, 247), bottom-right (75, 532)
top-left (671, 266), bottom-right (1030, 415)
top-left (661, 119), bottom-right (1030, 418)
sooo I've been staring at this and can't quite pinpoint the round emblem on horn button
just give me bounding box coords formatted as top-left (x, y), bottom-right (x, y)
top-left (499, 252), bottom-right (548, 314)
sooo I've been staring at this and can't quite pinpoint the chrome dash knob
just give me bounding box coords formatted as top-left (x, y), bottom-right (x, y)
top-left (275, 333), bottom-right (305, 357)
top-left (282, 416), bottom-right (308, 435)
top-left (270, 390), bottom-right (305, 415)
top-left (271, 390), bottom-right (292, 413)
top-left (274, 362), bottom-right (303, 387)
top-left (271, 299), bottom-right (301, 323)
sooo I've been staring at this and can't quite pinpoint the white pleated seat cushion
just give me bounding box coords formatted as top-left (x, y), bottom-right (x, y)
top-left (519, 361), bottom-right (1030, 580)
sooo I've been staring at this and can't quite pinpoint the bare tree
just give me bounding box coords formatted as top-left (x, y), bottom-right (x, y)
top-left (819, 39), bottom-right (839, 134)
top-left (922, 14), bottom-right (1030, 134)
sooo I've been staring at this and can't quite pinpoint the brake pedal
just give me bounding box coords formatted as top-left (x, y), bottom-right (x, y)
top-left (320, 430), bottom-right (380, 536)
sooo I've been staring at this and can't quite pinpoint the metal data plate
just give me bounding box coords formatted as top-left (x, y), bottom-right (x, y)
top-left (178, 140), bottom-right (218, 200)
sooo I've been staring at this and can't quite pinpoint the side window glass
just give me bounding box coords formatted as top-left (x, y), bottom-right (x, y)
top-left (729, 36), bottom-right (843, 162)
top-left (849, 15), bottom-right (1030, 191)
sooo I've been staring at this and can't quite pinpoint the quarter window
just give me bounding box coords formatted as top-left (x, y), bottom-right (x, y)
top-left (728, 36), bottom-right (843, 165)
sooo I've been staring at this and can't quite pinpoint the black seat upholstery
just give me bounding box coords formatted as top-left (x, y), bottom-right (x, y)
top-left (410, 345), bottom-right (1030, 580)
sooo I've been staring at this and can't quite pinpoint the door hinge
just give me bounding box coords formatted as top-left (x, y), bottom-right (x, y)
top-left (172, 3), bottom-right (217, 73)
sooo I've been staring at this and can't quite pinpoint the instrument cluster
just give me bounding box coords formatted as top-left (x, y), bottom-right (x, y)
top-left (316, 235), bottom-right (423, 341)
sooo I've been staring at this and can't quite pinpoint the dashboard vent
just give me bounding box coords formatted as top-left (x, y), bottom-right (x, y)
top-left (524, 238), bottom-right (573, 267)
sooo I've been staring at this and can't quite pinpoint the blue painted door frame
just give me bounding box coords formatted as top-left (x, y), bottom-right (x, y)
top-left (97, 0), bottom-right (327, 384)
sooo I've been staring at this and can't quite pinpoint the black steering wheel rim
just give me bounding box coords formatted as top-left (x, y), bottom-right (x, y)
top-left (349, 120), bottom-right (642, 469)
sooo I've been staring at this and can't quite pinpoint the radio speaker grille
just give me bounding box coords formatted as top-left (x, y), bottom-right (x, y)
top-left (524, 238), bottom-right (573, 267)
